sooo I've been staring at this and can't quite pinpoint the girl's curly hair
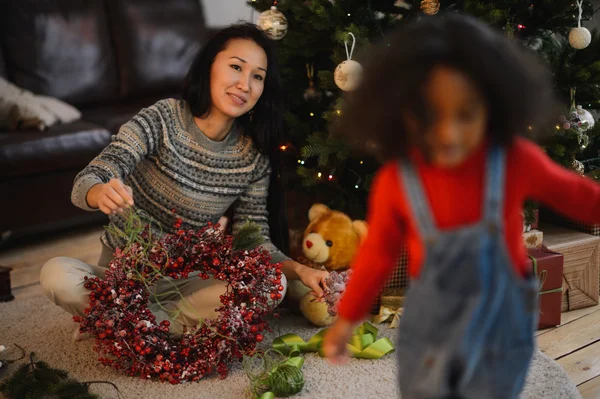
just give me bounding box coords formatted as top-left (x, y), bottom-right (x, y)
top-left (332, 12), bottom-right (559, 160)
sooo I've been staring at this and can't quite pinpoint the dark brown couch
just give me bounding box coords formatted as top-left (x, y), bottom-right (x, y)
top-left (0, 0), bottom-right (212, 247)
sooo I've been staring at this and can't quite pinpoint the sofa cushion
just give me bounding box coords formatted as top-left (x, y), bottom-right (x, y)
top-left (0, 121), bottom-right (111, 179)
top-left (106, 0), bottom-right (207, 99)
top-left (0, 0), bottom-right (119, 107)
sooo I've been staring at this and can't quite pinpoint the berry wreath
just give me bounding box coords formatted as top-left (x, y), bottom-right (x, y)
top-left (73, 210), bottom-right (284, 384)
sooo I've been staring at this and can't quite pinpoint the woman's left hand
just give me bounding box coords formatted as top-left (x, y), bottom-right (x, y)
top-left (299, 266), bottom-right (330, 298)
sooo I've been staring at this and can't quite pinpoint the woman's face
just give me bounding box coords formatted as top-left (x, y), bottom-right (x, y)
top-left (209, 38), bottom-right (267, 120)
top-left (407, 65), bottom-right (488, 168)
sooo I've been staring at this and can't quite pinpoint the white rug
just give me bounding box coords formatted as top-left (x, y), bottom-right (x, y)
top-left (0, 295), bottom-right (582, 399)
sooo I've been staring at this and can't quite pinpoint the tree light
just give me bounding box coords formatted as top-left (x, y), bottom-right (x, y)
top-left (280, 145), bottom-right (288, 151)
top-left (310, 112), bottom-right (315, 117)
top-left (317, 172), bottom-right (322, 178)
top-left (556, 125), bottom-right (561, 130)
top-left (297, 159), bottom-right (305, 165)
top-left (355, 185), bottom-right (359, 189)
top-left (360, 160), bottom-right (364, 164)
top-left (328, 174), bottom-right (333, 180)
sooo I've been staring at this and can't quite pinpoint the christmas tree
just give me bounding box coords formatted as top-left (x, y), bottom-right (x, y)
top-left (249, 0), bottom-right (600, 221)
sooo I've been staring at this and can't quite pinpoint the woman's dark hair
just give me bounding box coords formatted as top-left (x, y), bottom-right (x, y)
top-left (333, 12), bottom-right (558, 160)
top-left (182, 23), bottom-right (289, 254)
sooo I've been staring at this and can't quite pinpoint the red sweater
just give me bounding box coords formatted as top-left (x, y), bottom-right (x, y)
top-left (337, 138), bottom-right (600, 322)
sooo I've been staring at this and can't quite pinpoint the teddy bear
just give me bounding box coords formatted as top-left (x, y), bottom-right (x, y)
top-left (287, 203), bottom-right (368, 326)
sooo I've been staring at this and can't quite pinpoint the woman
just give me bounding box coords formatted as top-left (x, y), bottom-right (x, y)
top-left (40, 23), bottom-right (329, 338)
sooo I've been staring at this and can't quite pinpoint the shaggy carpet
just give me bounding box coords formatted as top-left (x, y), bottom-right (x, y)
top-left (0, 295), bottom-right (582, 399)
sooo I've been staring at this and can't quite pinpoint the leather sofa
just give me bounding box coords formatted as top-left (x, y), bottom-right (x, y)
top-left (0, 0), bottom-right (212, 247)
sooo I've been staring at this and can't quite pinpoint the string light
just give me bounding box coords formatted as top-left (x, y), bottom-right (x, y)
top-left (336, 110), bottom-right (341, 115)
top-left (360, 160), bottom-right (364, 165)
top-left (328, 174), bottom-right (333, 180)
top-left (317, 172), bottom-right (322, 178)
top-left (528, 126), bottom-right (533, 130)
top-left (355, 185), bottom-right (359, 189)
top-left (556, 125), bottom-right (561, 130)
top-left (348, 13), bottom-right (351, 16)
top-left (310, 112), bottom-right (315, 117)
top-left (517, 24), bottom-right (526, 29)
top-left (297, 159), bottom-right (305, 165)
top-left (280, 145), bottom-right (288, 151)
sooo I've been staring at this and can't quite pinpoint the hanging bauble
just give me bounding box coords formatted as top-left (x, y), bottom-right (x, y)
top-left (334, 60), bottom-right (363, 92)
top-left (334, 33), bottom-right (362, 92)
top-left (420, 0), bottom-right (440, 15)
top-left (257, 6), bottom-right (288, 41)
top-left (569, 1), bottom-right (591, 49)
top-left (569, 27), bottom-right (591, 49)
top-left (303, 63), bottom-right (322, 103)
top-left (576, 105), bottom-right (595, 130)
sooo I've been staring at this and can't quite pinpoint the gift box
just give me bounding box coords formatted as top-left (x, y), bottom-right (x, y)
top-left (526, 249), bottom-right (564, 329)
top-left (371, 246), bottom-right (409, 314)
top-left (540, 207), bottom-right (600, 237)
top-left (542, 226), bottom-right (600, 311)
top-left (372, 288), bottom-right (406, 328)
top-left (381, 288), bottom-right (406, 309)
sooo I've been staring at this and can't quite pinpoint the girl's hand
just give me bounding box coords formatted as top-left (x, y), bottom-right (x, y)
top-left (86, 178), bottom-right (134, 215)
top-left (322, 318), bottom-right (355, 365)
top-left (299, 266), bottom-right (330, 298)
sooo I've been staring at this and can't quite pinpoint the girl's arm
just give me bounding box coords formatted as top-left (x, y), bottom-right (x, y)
top-left (522, 139), bottom-right (600, 223)
top-left (336, 163), bottom-right (406, 322)
top-left (71, 101), bottom-right (164, 211)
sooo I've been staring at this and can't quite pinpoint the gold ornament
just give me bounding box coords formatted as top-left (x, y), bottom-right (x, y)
top-left (420, 0), bottom-right (440, 15)
top-left (257, 6), bottom-right (288, 40)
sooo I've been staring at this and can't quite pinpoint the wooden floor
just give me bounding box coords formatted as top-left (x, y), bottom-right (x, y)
top-left (1, 226), bottom-right (600, 398)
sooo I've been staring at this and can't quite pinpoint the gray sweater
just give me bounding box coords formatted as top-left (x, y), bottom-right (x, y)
top-left (72, 98), bottom-right (288, 263)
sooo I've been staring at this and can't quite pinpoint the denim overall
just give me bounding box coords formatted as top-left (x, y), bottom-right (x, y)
top-left (396, 147), bottom-right (539, 399)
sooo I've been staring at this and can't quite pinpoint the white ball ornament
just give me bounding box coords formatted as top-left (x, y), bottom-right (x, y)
top-left (569, 27), bottom-right (592, 49)
top-left (257, 6), bottom-right (288, 41)
top-left (334, 32), bottom-right (363, 92)
top-left (569, 1), bottom-right (592, 50)
top-left (334, 60), bottom-right (363, 92)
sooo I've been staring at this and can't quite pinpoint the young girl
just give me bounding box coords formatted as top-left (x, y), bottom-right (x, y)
top-left (322, 13), bottom-right (600, 399)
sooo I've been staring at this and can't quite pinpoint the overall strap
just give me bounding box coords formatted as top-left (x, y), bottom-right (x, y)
top-left (483, 146), bottom-right (506, 226)
top-left (398, 159), bottom-right (437, 240)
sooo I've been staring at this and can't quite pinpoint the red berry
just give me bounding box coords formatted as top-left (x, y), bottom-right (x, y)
top-left (278, 285), bottom-right (284, 291)
top-left (255, 334), bottom-right (263, 342)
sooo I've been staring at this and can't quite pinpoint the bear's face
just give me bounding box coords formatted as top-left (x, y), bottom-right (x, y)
top-left (302, 204), bottom-right (367, 271)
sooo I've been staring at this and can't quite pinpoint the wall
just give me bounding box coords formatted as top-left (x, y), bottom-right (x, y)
top-left (202, 0), bottom-right (255, 27)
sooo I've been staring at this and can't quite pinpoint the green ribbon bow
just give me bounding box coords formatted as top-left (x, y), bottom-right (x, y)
top-left (272, 321), bottom-right (395, 360)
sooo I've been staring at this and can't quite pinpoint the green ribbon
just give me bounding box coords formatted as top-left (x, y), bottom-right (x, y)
top-left (272, 322), bottom-right (395, 360)
top-left (529, 255), bottom-right (564, 295)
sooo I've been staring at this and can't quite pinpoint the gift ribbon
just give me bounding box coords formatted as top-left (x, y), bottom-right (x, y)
top-left (529, 255), bottom-right (564, 295)
top-left (272, 322), bottom-right (395, 360)
top-left (372, 305), bottom-right (403, 328)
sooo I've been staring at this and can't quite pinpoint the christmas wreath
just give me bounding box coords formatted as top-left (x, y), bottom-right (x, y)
top-left (73, 210), bottom-right (284, 384)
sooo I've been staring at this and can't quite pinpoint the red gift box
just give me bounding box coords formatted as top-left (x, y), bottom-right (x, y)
top-left (526, 248), bottom-right (564, 330)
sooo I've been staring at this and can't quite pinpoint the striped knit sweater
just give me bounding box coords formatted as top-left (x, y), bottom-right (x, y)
top-left (71, 98), bottom-right (288, 263)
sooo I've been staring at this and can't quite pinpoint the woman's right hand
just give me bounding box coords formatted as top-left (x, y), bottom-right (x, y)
top-left (86, 178), bottom-right (134, 215)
